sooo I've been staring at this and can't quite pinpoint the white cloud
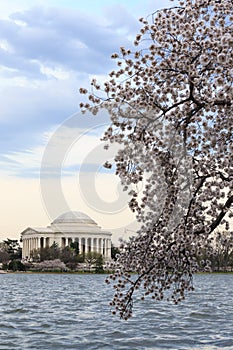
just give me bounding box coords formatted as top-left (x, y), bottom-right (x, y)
top-left (0, 0), bottom-right (174, 242)
top-left (0, 119), bottom-right (115, 178)
top-left (39, 64), bottom-right (71, 80)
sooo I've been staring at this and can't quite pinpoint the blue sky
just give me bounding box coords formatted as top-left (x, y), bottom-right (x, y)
top-left (0, 0), bottom-right (171, 242)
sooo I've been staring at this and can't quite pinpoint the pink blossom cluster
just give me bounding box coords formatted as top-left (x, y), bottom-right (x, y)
top-left (80, 0), bottom-right (233, 319)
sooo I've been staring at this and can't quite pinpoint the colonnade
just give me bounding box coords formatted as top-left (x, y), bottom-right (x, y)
top-left (23, 237), bottom-right (42, 258)
top-left (22, 236), bottom-right (111, 260)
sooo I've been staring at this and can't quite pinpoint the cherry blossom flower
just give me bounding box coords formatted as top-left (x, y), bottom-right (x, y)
top-left (80, 0), bottom-right (233, 319)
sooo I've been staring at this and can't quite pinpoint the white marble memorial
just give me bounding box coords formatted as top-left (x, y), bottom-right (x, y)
top-left (20, 211), bottom-right (112, 261)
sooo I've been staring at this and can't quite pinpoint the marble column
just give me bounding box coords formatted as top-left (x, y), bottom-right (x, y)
top-left (37, 237), bottom-right (40, 250)
top-left (99, 238), bottom-right (103, 255)
top-left (107, 239), bottom-right (111, 259)
top-left (103, 238), bottom-right (106, 257)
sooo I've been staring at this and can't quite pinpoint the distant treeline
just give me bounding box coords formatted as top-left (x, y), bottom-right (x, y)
top-left (0, 232), bottom-right (232, 272)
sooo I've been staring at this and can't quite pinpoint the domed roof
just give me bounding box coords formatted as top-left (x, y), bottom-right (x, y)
top-left (51, 211), bottom-right (96, 225)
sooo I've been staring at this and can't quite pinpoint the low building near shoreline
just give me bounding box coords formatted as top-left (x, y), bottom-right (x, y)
top-left (20, 211), bottom-right (112, 261)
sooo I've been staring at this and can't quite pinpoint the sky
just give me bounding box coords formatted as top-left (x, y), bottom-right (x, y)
top-left (0, 0), bottom-right (172, 244)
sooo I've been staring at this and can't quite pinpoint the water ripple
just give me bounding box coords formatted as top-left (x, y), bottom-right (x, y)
top-left (0, 273), bottom-right (232, 349)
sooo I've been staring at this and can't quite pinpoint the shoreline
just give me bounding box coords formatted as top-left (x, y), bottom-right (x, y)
top-left (2, 270), bottom-right (233, 275)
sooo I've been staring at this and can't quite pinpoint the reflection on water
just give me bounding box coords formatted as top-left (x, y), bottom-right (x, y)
top-left (0, 273), bottom-right (232, 350)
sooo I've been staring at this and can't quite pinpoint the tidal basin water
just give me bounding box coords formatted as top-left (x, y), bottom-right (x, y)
top-left (0, 274), bottom-right (232, 350)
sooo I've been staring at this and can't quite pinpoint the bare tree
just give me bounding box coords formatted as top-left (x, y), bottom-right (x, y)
top-left (80, 0), bottom-right (233, 319)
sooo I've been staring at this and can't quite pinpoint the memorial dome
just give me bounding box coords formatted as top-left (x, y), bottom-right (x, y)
top-left (21, 210), bottom-right (112, 261)
top-left (51, 211), bottom-right (96, 225)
